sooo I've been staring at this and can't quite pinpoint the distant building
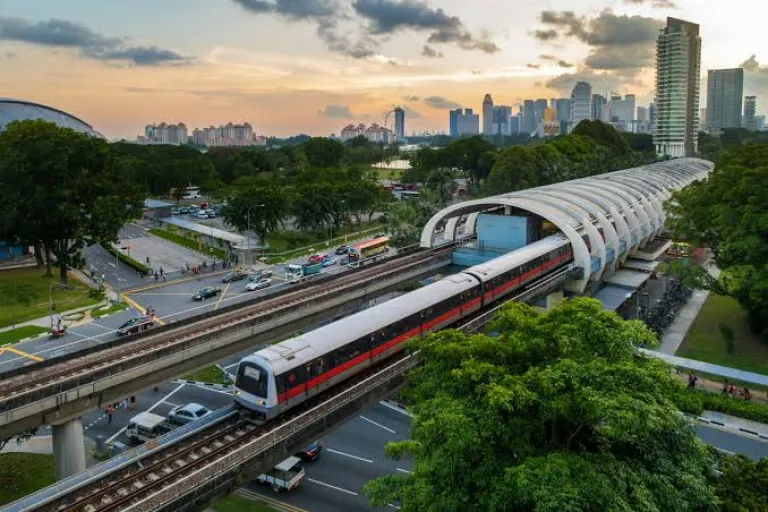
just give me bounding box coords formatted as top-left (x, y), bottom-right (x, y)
top-left (608, 93), bottom-right (635, 127)
top-left (341, 123), bottom-right (393, 144)
top-left (189, 122), bottom-right (261, 147)
top-left (449, 109), bottom-right (460, 137)
top-left (509, 115), bottom-right (521, 134)
top-left (699, 108), bottom-right (707, 129)
top-left (456, 108), bottom-right (480, 135)
top-left (522, 100), bottom-right (536, 134)
top-left (570, 81), bottom-right (592, 127)
top-left (142, 122), bottom-right (188, 145)
top-left (537, 107), bottom-right (559, 137)
top-left (534, 99), bottom-right (548, 126)
top-left (634, 106), bottom-right (651, 134)
top-left (654, 17), bottom-right (701, 157)
top-left (744, 96), bottom-right (757, 131)
top-left (393, 107), bottom-right (405, 141)
top-left (757, 115), bottom-right (765, 131)
top-left (482, 94), bottom-right (494, 134)
top-left (706, 68), bottom-right (744, 133)
top-left (555, 98), bottom-right (571, 123)
top-left (637, 106), bottom-right (649, 122)
top-left (649, 102), bottom-right (656, 129)
top-left (491, 105), bottom-right (513, 135)
top-left (591, 94), bottom-right (608, 122)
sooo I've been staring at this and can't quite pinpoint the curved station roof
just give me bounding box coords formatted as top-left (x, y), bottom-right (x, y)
top-left (421, 157), bottom-right (713, 292)
top-left (0, 99), bottom-right (103, 138)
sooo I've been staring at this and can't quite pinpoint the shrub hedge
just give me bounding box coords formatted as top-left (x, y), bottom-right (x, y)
top-left (101, 244), bottom-right (152, 275)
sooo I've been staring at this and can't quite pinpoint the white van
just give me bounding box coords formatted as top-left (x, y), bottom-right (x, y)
top-left (126, 412), bottom-right (173, 444)
top-left (255, 456), bottom-right (305, 492)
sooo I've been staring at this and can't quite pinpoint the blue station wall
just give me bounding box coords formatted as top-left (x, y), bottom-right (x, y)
top-left (477, 214), bottom-right (535, 251)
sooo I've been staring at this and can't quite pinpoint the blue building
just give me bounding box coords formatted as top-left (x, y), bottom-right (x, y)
top-left (449, 108), bottom-right (460, 137)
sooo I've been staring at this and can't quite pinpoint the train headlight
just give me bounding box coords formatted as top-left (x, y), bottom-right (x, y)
top-left (235, 391), bottom-right (241, 396)
top-left (257, 399), bottom-right (265, 406)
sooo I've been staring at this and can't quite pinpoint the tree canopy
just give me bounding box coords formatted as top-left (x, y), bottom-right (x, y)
top-left (713, 454), bottom-right (768, 511)
top-left (0, 120), bottom-right (143, 283)
top-left (666, 142), bottom-right (768, 338)
top-left (364, 298), bottom-right (718, 511)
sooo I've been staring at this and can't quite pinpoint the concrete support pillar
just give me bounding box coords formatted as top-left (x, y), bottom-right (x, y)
top-left (533, 291), bottom-right (565, 312)
top-left (52, 417), bottom-right (86, 480)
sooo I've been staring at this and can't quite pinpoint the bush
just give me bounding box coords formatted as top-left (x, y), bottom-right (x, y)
top-left (699, 391), bottom-right (768, 424)
top-left (101, 243), bottom-right (152, 275)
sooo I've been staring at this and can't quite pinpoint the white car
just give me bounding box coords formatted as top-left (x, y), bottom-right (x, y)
top-left (246, 278), bottom-right (272, 291)
top-left (195, 210), bottom-right (209, 219)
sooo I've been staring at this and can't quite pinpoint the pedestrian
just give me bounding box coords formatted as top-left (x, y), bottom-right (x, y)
top-left (146, 256), bottom-right (150, 265)
top-left (742, 388), bottom-right (752, 401)
top-left (203, 261), bottom-right (208, 270)
top-left (129, 395), bottom-right (136, 411)
top-left (101, 273), bottom-right (106, 283)
top-left (687, 372), bottom-right (698, 389)
top-left (154, 270), bottom-right (159, 281)
top-left (106, 404), bottom-right (113, 424)
top-left (212, 261), bottom-right (216, 271)
top-left (722, 379), bottom-right (729, 395)
top-left (728, 384), bottom-right (736, 397)
top-left (153, 386), bottom-right (159, 392)
top-left (186, 262), bottom-right (190, 273)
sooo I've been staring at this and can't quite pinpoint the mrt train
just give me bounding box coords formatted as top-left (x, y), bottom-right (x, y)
top-left (234, 234), bottom-right (575, 423)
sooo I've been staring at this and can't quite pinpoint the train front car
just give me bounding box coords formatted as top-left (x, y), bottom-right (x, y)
top-left (234, 354), bottom-right (278, 423)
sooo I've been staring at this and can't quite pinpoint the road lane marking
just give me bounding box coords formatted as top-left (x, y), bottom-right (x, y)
top-left (108, 263), bottom-right (116, 268)
top-left (379, 400), bottom-right (413, 417)
top-left (162, 401), bottom-right (180, 407)
top-left (121, 293), bottom-right (146, 315)
top-left (396, 468), bottom-right (411, 474)
top-left (308, 478), bottom-right (358, 496)
top-left (214, 283), bottom-right (231, 310)
top-left (224, 362), bottom-right (239, 370)
top-left (1, 346), bottom-right (44, 362)
top-left (715, 447), bottom-right (736, 456)
top-left (326, 448), bottom-right (374, 463)
top-left (359, 415), bottom-right (396, 434)
top-left (106, 383), bottom-right (186, 443)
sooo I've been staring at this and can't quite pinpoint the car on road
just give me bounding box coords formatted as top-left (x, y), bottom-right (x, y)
top-left (321, 255), bottom-right (337, 267)
top-left (222, 271), bottom-right (248, 283)
top-left (296, 441), bottom-right (323, 461)
top-left (168, 403), bottom-right (212, 426)
top-left (335, 245), bottom-right (350, 255)
top-left (117, 316), bottom-right (154, 336)
top-left (192, 286), bottom-right (222, 300)
top-left (256, 456), bottom-right (305, 492)
top-left (126, 412), bottom-right (174, 444)
top-left (248, 269), bottom-right (272, 281)
top-left (245, 278), bottom-right (272, 291)
top-left (308, 254), bottom-right (323, 264)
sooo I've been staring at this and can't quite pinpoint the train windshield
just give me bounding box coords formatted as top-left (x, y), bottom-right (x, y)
top-left (236, 361), bottom-right (269, 398)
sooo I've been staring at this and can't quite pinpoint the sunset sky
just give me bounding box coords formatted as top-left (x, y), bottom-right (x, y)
top-left (1, 0), bottom-right (767, 139)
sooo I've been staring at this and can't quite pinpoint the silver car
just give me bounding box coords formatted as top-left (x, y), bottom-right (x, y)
top-left (168, 403), bottom-right (211, 425)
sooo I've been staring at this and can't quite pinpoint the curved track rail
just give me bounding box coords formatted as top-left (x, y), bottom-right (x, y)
top-left (0, 247), bottom-right (451, 409)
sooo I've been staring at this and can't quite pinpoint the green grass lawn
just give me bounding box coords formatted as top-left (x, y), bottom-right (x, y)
top-left (0, 453), bottom-right (55, 505)
top-left (149, 228), bottom-right (227, 261)
top-left (676, 294), bottom-right (768, 374)
top-left (0, 268), bottom-right (100, 329)
top-left (91, 302), bottom-right (129, 318)
top-left (184, 365), bottom-right (230, 384)
top-left (0, 325), bottom-right (49, 346)
top-left (212, 495), bottom-right (278, 512)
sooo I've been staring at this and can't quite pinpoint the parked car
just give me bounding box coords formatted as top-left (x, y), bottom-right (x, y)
top-left (322, 255), bottom-right (337, 267)
top-left (246, 278), bottom-right (272, 291)
top-left (222, 271), bottom-right (248, 283)
top-left (249, 269), bottom-right (273, 281)
top-left (179, 206), bottom-right (190, 214)
top-left (196, 210), bottom-right (209, 219)
top-left (296, 441), bottom-right (323, 462)
top-left (335, 245), bottom-right (350, 255)
top-left (192, 286), bottom-right (221, 300)
top-left (308, 254), bottom-right (323, 264)
top-left (168, 403), bottom-right (211, 426)
top-left (206, 210), bottom-right (217, 218)
top-left (171, 207), bottom-right (182, 215)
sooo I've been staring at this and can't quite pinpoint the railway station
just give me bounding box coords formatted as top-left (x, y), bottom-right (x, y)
top-left (1, 158), bottom-right (715, 512)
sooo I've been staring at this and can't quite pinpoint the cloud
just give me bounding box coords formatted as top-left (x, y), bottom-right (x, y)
top-left (421, 44), bottom-right (443, 58)
top-left (584, 44), bottom-right (654, 70)
top-left (740, 55), bottom-right (768, 100)
top-left (402, 95), bottom-right (420, 101)
top-left (424, 95), bottom-right (461, 109)
top-left (401, 106), bottom-right (423, 119)
top-left (532, 29), bottom-right (558, 41)
top-left (624, 0), bottom-right (677, 7)
top-left (540, 11), bottom-right (589, 40)
top-left (0, 16), bottom-right (191, 66)
top-left (3, 51), bottom-right (17, 59)
top-left (527, 63), bottom-right (540, 69)
top-left (540, 54), bottom-right (574, 68)
top-left (318, 104), bottom-right (356, 118)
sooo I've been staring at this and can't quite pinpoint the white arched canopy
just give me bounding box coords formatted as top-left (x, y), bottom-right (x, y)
top-left (420, 157), bottom-right (713, 291)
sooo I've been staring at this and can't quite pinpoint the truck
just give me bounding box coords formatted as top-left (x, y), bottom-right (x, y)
top-left (286, 262), bottom-right (322, 283)
top-left (125, 412), bottom-right (175, 444)
top-left (255, 456), bottom-right (306, 492)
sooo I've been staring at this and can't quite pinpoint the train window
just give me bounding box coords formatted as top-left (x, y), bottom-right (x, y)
top-left (237, 362), bottom-right (269, 397)
top-left (308, 358), bottom-right (324, 378)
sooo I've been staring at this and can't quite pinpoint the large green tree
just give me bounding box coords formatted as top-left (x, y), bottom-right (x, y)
top-left (666, 142), bottom-right (768, 338)
top-left (365, 298), bottom-right (718, 511)
top-left (221, 176), bottom-right (291, 251)
top-left (712, 454), bottom-right (768, 511)
top-left (0, 120), bottom-right (143, 284)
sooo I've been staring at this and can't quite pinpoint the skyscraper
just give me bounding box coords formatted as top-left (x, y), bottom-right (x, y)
top-left (457, 108), bottom-right (480, 135)
top-left (522, 100), bottom-right (536, 134)
top-left (654, 17), bottom-right (701, 157)
top-left (570, 81), bottom-right (592, 127)
top-left (492, 105), bottom-right (513, 135)
top-left (591, 94), bottom-right (608, 122)
top-left (534, 99), bottom-right (548, 126)
top-left (744, 96), bottom-right (757, 131)
top-left (706, 68), bottom-right (744, 133)
top-left (482, 94), bottom-right (494, 134)
top-left (393, 107), bottom-right (405, 141)
top-left (449, 109), bottom-right (460, 137)
top-left (649, 102), bottom-right (656, 129)
top-left (555, 99), bottom-right (571, 123)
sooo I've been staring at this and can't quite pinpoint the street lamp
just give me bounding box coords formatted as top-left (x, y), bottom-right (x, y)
top-left (246, 204), bottom-right (265, 264)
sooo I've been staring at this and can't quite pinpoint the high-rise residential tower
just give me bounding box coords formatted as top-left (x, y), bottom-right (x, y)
top-left (492, 105), bottom-right (513, 135)
top-left (534, 99), bottom-right (548, 126)
top-left (744, 96), bottom-right (757, 131)
top-left (393, 107), bottom-right (405, 141)
top-left (482, 94), bottom-right (494, 134)
top-left (591, 94), bottom-right (608, 122)
top-left (570, 81), bottom-right (592, 127)
top-left (555, 99), bottom-right (571, 123)
top-left (449, 109), bottom-right (460, 137)
top-left (654, 17), bottom-right (701, 157)
top-left (522, 100), bottom-right (536, 134)
top-left (706, 68), bottom-right (744, 133)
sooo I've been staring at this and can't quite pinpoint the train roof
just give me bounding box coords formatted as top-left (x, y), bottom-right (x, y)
top-left (463, 235), bottom-right (569, 280)
top-left (249, 272), bottom-right (479, 373)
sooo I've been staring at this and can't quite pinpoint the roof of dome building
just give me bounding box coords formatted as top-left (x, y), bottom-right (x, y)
top-left (421, 157), bottom-right (714, 293)
top-left (0, 99), bottom-right (104, 138)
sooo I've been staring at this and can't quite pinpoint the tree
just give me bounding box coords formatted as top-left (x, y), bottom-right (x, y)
top-left (712, 454), bottom-right (768, 511)
top-left (0, 120), bottom-right (143, 284)
top-left (424, 168), bottom-right (457, 206)
top-left (221, 176), bottom-right (291, 251)
top-left (486, 145), bottom-right (540, 194)
top-left (666, 143), bottom-right (768, 338)
top-left (364, 298), bottom-right (718, 511)
top-left (386, 201), bottom-right (419, 247)
top-left (299, 137), bottom-right (346, 168)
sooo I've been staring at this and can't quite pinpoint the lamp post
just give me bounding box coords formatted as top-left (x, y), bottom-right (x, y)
top-left (246, 204), bottom-right (265, 264)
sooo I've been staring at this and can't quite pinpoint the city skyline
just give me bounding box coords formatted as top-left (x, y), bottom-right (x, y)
top-left (1, 0), bottom-right (767, 139)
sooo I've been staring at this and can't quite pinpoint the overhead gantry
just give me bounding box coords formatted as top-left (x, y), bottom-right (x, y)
top-left (421, 157), bottom-right (713, 293)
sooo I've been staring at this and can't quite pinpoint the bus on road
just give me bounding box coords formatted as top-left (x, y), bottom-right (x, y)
top-left (348, 236), bottom-right (389, 267)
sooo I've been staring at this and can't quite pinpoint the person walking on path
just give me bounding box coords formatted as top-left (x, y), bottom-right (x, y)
top-left (106, 404), bottom-right (114, 424)
top-left (722, 379), bottom-right (729, 395)
top-left (160, 267), bottom-right (167, 282)
top-left (687, 372), bottom-right (698, 389)
top-left (129, 396), bottom-right (136, 411)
